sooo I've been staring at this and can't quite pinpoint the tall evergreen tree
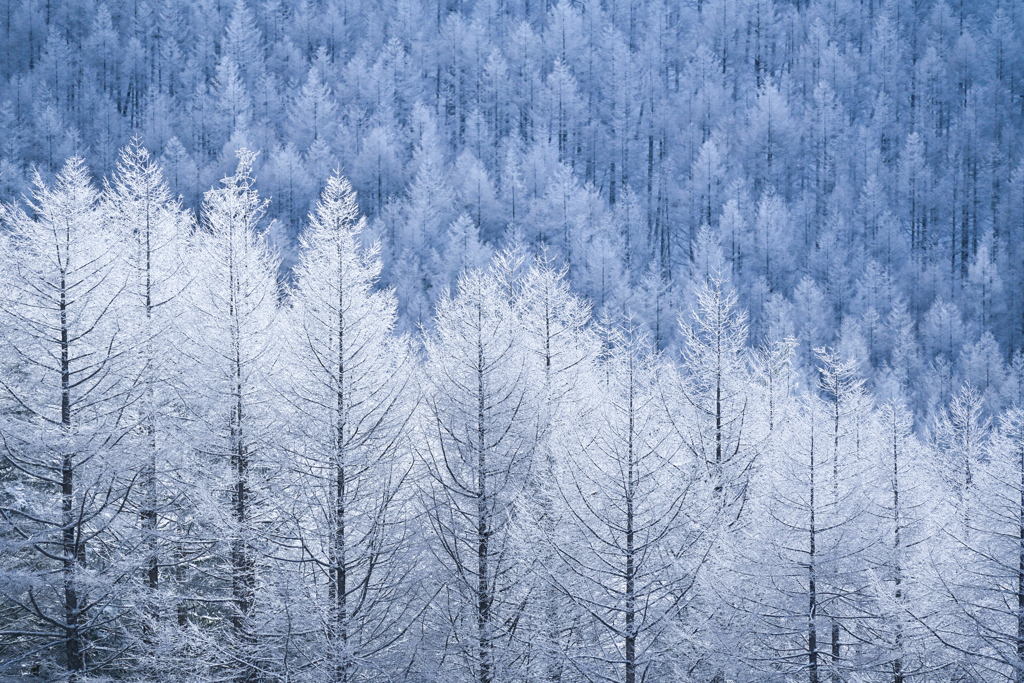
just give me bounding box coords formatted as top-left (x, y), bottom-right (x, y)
top-left (0, 158), bottom-right (131, 680)
top-left (420, 267), bottom-right (536, 683)
top-left (181, 149), bottom-right (280, 683)
top-left (103, 139), bottom-right (193, 673)
top-left (282, 171), bottom-right (416, 683)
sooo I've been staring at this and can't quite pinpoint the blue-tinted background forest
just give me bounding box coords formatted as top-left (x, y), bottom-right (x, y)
top-left (3, 0), bottom-right (1022, 423)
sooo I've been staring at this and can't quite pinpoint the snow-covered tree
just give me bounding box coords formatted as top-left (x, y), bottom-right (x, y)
top-left (287, 64), bottom-right (338, 151)
top-left (102, 139), bottom-right (194, 673)
top-left (420, 267), bottom-right (535, 683)
top-left (739, 394), bottom-right (873, 682)
top-left (180, 149), bottom-right (281, 683)
top-left (674, 276), bottom-right (755, 505)
top-left (507, 248), bottom-right (596, 683)
top-left (0, 158), bottom-right (131, 679)
top-left (553, 318), bottom-right (713, 683)
top-left (282, 171), bottom-right (416, 683)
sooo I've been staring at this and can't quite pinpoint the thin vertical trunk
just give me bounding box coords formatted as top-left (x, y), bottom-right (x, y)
top-left (960, 192), bottom-right (970, 280)
top-left (332, 246), bottom-right (350, 683)
top-left (144, 421), bottom-right (158, 591)
top-left (647, 134), bottom-right (654, 236)
top-left (477, 319), bottom-right (492, 683)
top-left (230, 377), bottom-right (255, 683)
top-left (830, 624), bottom-right (840, 682)
top-left (714, 314), bottom-right (724, 498)
top-left (1017, 432), bottom-right (1024, 683)
top-left (63, 447), bottom-right (83, 677)
top-left (141, 198), bottom-right (159, 649)
top-left (621, 124), bottom-right (629, 203)
top-left (716, 364), bottom-right (722, 465)
top-left (831, 387), bottom-right (840, 679)
top-left (229, 234), bottom-right (255, 683)
top-left (831, 383), bottom-right (840, 501)
top-left (60, 242), bottom-right (85, 678)
top-left (142, 412), bottom-right (158, 650)
top-left (809, 416), bottom-right (818, 683)
top-left (610, 160), bottom-right (616, 206)
top-left (333, 452), bottom-right (348, 683)
top-left (625, 363), bottom-right (636, 683)
top-left (893, 418), bottom-right (904, 683)
top-left (910, 175), bottom-right (917, 254)
top-left (951, 174), bottom-right (958, 283)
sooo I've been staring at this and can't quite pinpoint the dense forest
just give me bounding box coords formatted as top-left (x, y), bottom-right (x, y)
top-left (3, 0), bottom-right (1024, 680)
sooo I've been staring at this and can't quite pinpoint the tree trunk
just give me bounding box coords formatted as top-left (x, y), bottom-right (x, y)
top-left (893, 418), bottom-right (904, 683)
top-left (332, 272), bottom-right (350, 683)
top-left (60, 271), bottom-right (86, 678)
top-left (625, 371), bottom-right (636, 683)
top-left (809, 422), bottom-right (818, 683)
top-left (1017, 435), bottom-right (1024, 683)
top-left (230, 246), bottom-right (255, 683)
top-left (477, 336), bottom-right (493, 683)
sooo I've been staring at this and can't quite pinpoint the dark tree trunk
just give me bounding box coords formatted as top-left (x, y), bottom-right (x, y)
top-left (809, 423), bottom-right (818, 683)
top-left (477, 336), bottom-right (493, 683)
top-left (60, 269), bottom-right (86, 678)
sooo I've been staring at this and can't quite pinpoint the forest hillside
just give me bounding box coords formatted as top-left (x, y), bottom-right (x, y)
top-left (3, 0), bottom-right (1024, 681)
top-left (0, 0), bottom-right (1022, 418)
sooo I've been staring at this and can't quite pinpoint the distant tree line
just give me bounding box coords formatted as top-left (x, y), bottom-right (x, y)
top-left (0, 0), bottom-right (1023, 427)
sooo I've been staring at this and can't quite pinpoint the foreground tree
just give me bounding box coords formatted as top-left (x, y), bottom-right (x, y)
top-left (935, 406), bottom-right (1024, 682)
top-left (664, 276), bottom-right (760, 681)
top-left (181, 149), bottom-right (281, 683)
top-left (282, 171), bottom-right (416, 682)
top-left (676, 275), bottom-right (756, 506)
top-left (510, 249), bottom-right (597, 683)
top-left (554, 319), bottom-right (714, 683)
top-left (933, 384), bottom-right (989, 532)
top-left (420, 268), bottom-right (536, 683)
top-left (103, 138), bottom-right (194, 672)
top-left (0, 159), bottom-right (131, 680)
top-left (866, 400), bottom-right (942, 682)
top-left (739, 393), bottom-right (873, 683)
top-left (814, 346), bottom-right (871, 680)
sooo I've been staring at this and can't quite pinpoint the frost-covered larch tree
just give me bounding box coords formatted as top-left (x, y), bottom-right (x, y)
top-left (282, 171), bottom-right (416, 683)
top-left (420, 267), bottom-right (536, 683)
top-left (103, 138), bottom-right (194, 672)
top-left (509, 248), bottom-right (597, 683)
top-left (0, 158), bottom-right (131, 680)
top-left (553, 318), bottom-right (713, 683)
top-left (180, 149), bottom-right (280, 683)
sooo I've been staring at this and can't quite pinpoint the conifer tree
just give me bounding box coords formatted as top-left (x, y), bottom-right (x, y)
top-left (553, 318), bottom-right (712, 683)
top-left (421, 267), bottom-right (536, 683)
top-left (181, 149), bottom-right (280, 683)
top-left (509, 249), bottom-right (596, 683)
top-left (283, 171), bottom-right (416, 683)
top-left (0, 158), bottom-right (131, 680)
top-left (103, 139), bottom-right (193, 672)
